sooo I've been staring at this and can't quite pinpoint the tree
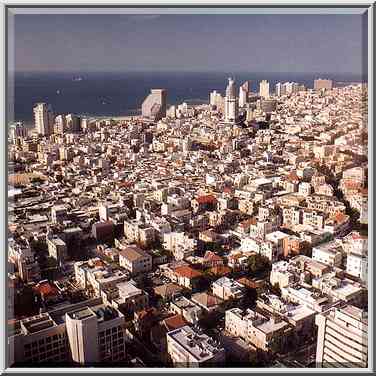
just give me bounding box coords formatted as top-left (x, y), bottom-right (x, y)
top-left (247, 254), bottom-right (271, 277)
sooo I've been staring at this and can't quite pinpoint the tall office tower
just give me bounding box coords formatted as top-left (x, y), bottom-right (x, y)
top-left (33, 103), bottom-right (54, 136)
top-left (66, 114), bottom-right (81, 133)
top-left (239, 81), bottom-right (250, 107)
top-left (315, 304), bottom-right (368, 368)
top-left (292, 82), bottom-right (300, 93)
top-left (314, 78), bottom-right (333, 91)
top-left (54, 115), bottom-right (66, 134)
top-left (275, 82), bottom-right (282, 97)
top-left (241, 80), bottom-right (251, 93)
top-left (224, 77), bottom-right (238, 123)
top-left (259, 80), bottom-right (270, 99)
top-left (284, 82), bottom-right (294, 95)
top-left (141, 89), bottom-right (167, 121)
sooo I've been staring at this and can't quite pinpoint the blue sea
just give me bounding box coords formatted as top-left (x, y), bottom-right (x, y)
top-left (9, 71), bottom-right (366, 125)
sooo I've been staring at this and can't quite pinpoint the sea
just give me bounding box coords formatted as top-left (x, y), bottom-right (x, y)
top-left (8, 71), bottom-right (367, 126)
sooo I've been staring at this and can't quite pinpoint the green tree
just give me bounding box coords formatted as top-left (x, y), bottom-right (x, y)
top-left (247, 254), bottom-right (271, 277)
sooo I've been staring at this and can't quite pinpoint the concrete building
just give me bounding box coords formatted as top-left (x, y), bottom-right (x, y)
top-left (8, 298), bottom-right (127, 366)
top-left (118, 246), bottom-right (152, 275)
top-left (346, 253), bottom-right (368, 283)
top-left (102, 280), bottom-right (149, 314)
top-left (65, 114), bottom-right (81, 133)
top-left (209, 90), bottom-right (223, 109)
top-left (142, 89), bottom-right (167, 121)
top-left (47, 237), bottom-right (68, 265)
top-left (166, 325), bottom-right (225, 367)
top-left (9, 122), bottom-right (27, 142)
top-left (224, 78), bottom-right (238, 124)
top-left (169, 296), bottom-right (203, 324)
top-left (212, 277), bottom-right (245, 301)
top-left (259, 80), bottom-right (270, 99)
top-left (314, 78), bottom-right (333, 91)
top-left (315, 304), bottom-right (367, 368)
top-left (239, 85), bottom-right (248, 107)
top-left (312, 241), bottom-right (343, 268)
top-left (34, 103), bottom-right (54, 136)
top-left (225, 308), bottom-right (291, 353)
top-left (51, 205), bottom-right (67, 224)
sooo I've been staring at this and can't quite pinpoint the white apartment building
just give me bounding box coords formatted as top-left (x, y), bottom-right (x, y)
top-left (315, 304), bottom-right (367, 368)
top-left (118, 246), bottom-right (152, 275)
top-left (33, 103), bottom-right (54, 136)
top-left (102, 280), bottom-right (149, 314)
top-left (9, 298), bottom-right (127, 366)
top-left (312, 241), bottom-right (343, 268)
top-left (163, 232), bottom-right (197, 260)
top-left (225, 308), bottom-right (290, 352)
top-left (259, 80), bottom-right (270, 99)
top-left (270, 261), bottom-right (297, 288)
top-left (212, 277), bottom-right (245, 301)
top-left (167, 325), bottom-right (225, 367)
top-left (346, 253), bottom-right (368, 283)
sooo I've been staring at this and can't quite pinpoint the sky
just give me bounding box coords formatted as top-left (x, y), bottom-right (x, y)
top-left (10, 13), bottom-right (367, 74)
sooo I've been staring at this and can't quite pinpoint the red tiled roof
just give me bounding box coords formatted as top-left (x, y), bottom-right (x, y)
top-left (196, 195), bottom-right (217, 205)
top-left (34, 282), bottom-right (59, 298)
top-left (174, 266), bottom-right (203, 279)
top-left (331, 211), bottom-right (349, 224)
top-left (163, 314), bottom-right (188, 331)
top-left (209, 265), bottom-right (231, 276)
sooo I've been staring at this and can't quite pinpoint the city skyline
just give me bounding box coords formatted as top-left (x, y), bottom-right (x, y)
top-left (12, 13), bottom-right (367, 74)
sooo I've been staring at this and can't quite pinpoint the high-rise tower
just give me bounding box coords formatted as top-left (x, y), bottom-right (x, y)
top-left (259, 80), bottom-right (270, 99)
top-left (33, 103), bottom-right (54, 136)
top-left (224, 78), bottom-right (238, 123)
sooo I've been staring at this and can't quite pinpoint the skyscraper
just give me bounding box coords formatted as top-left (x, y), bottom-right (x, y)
top-left (33, 103), bottom-right (54, 136)
top-left (239, 81), bottom-right (250, 107)
top-left (259, 80), bottom-right (270, 99)
top-left (224, 78), bottom-right (238, 123)
top-left (66, 114), bottom-right (81, 133)
top-left (241, 80), bottom-right (251, 93)
top-left (275, 82), bottom-right (282, 97)
top-left (141, 89), bottom-right (167, 121)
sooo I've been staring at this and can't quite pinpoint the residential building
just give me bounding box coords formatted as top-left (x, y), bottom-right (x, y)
top-left (315, 304), bottom-right (367, 368)
top-left (118, 246), bottom-right (152, 275)
top-left (167, 325), bottom-right (225, 367)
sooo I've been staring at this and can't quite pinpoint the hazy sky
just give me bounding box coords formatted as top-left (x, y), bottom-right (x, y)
top-left (11, 13), bottom-right (367, 74)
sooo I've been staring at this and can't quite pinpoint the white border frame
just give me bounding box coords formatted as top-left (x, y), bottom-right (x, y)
top-left (1, 0), bottom-right (374, 373)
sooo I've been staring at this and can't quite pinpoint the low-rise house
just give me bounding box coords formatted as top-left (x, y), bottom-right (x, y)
top-left (119, 246), bottom-right (152, 275)
top-left (225, 308), bottom-right (292, 353)
top-left (169, 296), bottom-right (203, 324)
top-left (312, 241), bottom-right (343, 268)
top-left (172, 265), bottom-right (203, 290)
top-left (212, 277), bottom-right (245, 301)
top-left (166, 325), bottom-right (225, 367)
top-left (191, 292), bottom-right (224, 313)
top-left (102, 280), bottom-right (149, 315)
